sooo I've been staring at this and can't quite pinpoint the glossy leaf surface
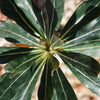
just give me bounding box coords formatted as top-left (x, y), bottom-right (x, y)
top-left (0, 47), bottom-right (33, 64)
top-left (0, 0), bottom-right (40, 37)
top-left (63, 17), bottom-right (100, 57)
top-left (0, 59), bottom-right (45, 100)
top-left (59, 51), bottom-right (100, 96)
top-left (0, 47), bottom-right (19, 54)
top-left (0, 69), bottom-right (31, 100)
top-left (5, 53), bottom-right (42, 78)
top-left (53, 68), bottom-right (77, 100)
top-left (61, 0), bottom-right (100, 41)
top-left (0, 0), bottom-right (100, 100)
top-left (0, 21), bottom-right (40, 47)
top-left (14, 0), bottom-right (44, 37)
top-left (38, 59), bottom-right (53, 100)
top-left (52, 88), bottom-right (58, 100)
top-left (11, 60), bottom-right (45, 100)
top-left (46, 0), bottom-right (65, 37)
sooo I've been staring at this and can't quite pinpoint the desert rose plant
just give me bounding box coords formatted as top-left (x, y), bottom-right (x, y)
top-left (0, 0), bottom-right (100, 100)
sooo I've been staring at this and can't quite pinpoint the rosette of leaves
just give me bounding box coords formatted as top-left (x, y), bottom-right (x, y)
top-left (0, 0), bottom-right (100, 100)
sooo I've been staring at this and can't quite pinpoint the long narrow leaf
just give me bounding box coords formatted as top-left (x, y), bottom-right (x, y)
top-left (52, 88), bottom-right (58, 100)
top-left (5, 53), bottom-right (42, 78)
top-left (46, 0), bottom-right (65, 37)
top-left (38, 59), bottom-right (53, 100)
top-left (64, 39), bottom-right (100, 57)
top-left (53, 68), bottom-right (77, 100)
top-left (0, 47), bottom-right (19, 54)
top-left (59, 51), bottom-right (100, 96)
top-left (14, 0), bottom-right (44, 37)
top-left (0, 47), bottom-right (33, 64)
top-left (11, 59), bottom-right (45, 100)
top-left (62, 16), bottom-right (100, 57)
top-left (0, 68), bottom-right (31, 100)
top-left (0, 21), bottom-right (41, 47)
top-left (0, 0), bottom-right (40, 37)
top-left (61, 0), bottom-right (100, 41)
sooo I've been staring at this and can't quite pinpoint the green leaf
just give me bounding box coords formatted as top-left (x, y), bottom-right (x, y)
top-left (0, 56), bottom-right (45, 100)
top-left (0, 0), bottom-right (40, 37)
top-left (0, 0), bottom-right (100, 99)
top-left (14, 0), bottom-right (44, 37)
top-left (11, 60), bottom-right (45, 100)
top-left (38, 59), bottom-right (53, 100)
top-left (0, 21), bottom-right (41, 47)
top-left (61, 0), bottom-right (100, 41)
top-left (59, 51), bottom-right (100, 96)
top-left (51, 34), bottom-right (64, 47)
top-left (0, 47), bottom-right (33, 64)
top-left (52, 68), bottom-right (77, 100)
top-left (49, 54), bottom-right (59, 70)
top-left (62, 16), bottom-right (100, 57)
top-left (52, 88), bottom-right (58, 100)
top-left (5, 53), bottom-right (42, 78)
top-left (0, 47), bottom-right (19, 54)
top-left (38, 54), bottom-right (60, 100)
top-left (46, 0), bottom-right (65, 37)
top-left (63, 39), bottom-right (100, 57)
top-left (0, 68), bottom-right (31, 100)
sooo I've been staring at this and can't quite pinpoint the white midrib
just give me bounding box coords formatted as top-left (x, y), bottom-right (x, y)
top-left (2, 29), bottom-right (40, 47)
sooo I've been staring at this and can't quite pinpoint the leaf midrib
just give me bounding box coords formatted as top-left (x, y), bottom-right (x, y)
top-left (56, 70), bottom-right (67, 100)
top-left (67, 61), bottom-right (100, 86)
top-left (63, 28), bottom-right (100, 46)
top-left (1, 28), bottom-right (40, 47)
top-left (58, 52), bottom-right (99, 74)
top-left (0, 56), bottom-right (44, 98)
top-left (63, 39), bottom-right (100, 48)
top-left (20, 58), bottom-right (46, 100)
top-left (61, 1), bottom-right (100, 39)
